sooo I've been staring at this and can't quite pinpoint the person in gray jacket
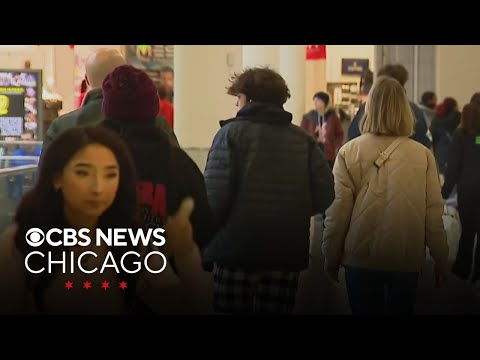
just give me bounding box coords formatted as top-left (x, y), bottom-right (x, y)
top-left (203, 67), bottom-right (335, 314)
top-left (43, 48), bottom-right (178, 154)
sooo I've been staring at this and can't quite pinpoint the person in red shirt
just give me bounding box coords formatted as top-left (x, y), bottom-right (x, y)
top-left (301, 92), bottom-right (344, 168)
top-left (156, 80), bottom-right (174, 128)
top-left (76, 78), bottom-right (88, 108)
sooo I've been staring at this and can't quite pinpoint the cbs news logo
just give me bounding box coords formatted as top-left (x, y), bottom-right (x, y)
top-left (0, 95), bottom-right (9, 116)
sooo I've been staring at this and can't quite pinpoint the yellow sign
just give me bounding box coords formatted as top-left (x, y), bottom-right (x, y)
top-left (136, 45), bottom-right (153, 60)
top-left (0, 87), bottom-right (24, 93)
top-left (0, 95), bottom-right (9, 115)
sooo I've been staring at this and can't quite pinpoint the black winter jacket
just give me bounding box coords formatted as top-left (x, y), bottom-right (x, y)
top-left (442, 128), bottom-right (480, 199)
top-left (203, 102), bottom-right (335, 271)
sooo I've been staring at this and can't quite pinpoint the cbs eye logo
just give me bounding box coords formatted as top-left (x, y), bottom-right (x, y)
top-left (0, 95), bottom-right (9, 116)
top-left (25, 228), bottom-right (45, 247)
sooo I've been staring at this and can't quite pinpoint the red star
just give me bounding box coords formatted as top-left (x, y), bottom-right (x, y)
top-left (83, 281), bottom-right (92, 290)
top-left (119, 281), bottom-right (128, 290)
top-left (65, 281), bottom-right (73, 290)
top-left (101, 280), bottom-right (110, 290)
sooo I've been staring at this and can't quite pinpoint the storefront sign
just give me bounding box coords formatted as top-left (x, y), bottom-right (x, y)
top-left (341, 58), bottom-right (369, 75)
top-left (306, 45), bottom-right (326, 60)
top-left (124, 45), bottom-right (174, 83)
top-left (0, 70), bottom-right (42, 137)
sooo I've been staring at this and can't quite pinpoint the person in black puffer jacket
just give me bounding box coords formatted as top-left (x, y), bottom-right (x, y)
top-left (204, 67), bottom-right (335, 314)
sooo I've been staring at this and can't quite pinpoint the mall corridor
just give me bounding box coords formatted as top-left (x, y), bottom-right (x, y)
top-left (184, 149), bottom-right (480, 315)
top-left (2, 45), bottom-right (480, 315)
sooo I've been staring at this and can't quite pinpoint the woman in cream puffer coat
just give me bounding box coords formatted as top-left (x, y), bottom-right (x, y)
top-left (322, 76), bottom-right (449, 315)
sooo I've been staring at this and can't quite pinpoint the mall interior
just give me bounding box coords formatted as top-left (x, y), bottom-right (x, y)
top-left (0, 45), bottom-right (479, 314)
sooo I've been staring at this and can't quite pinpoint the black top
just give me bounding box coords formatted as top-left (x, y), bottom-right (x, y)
top-left (101, 117), bottom-right (216, 250)
top-left (442, 128), bottom-right (480, 199)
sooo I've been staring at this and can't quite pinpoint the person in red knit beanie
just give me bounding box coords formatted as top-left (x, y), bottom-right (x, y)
top-left (102, 65), bottom-right (160, 120)
top-left (100, 64), bottom-right (217, 265)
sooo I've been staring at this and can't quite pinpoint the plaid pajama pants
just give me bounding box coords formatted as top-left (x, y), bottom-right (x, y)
top-left (213, 264), bottom-right (300, 314)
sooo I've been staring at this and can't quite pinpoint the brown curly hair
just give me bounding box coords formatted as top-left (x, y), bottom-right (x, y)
top-left (377, 64), bottom-right (409, 87)
top-left (227, 67), bottom-right (291, 106)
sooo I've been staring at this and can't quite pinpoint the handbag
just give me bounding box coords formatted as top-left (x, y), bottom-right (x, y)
top-left (442, 204), bottom-right (461, 261)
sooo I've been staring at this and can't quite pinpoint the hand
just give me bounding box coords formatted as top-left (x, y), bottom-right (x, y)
top-left (164, 197), bottom-right (196, 258)
top-left (434, 266), bottom-right (447, 288)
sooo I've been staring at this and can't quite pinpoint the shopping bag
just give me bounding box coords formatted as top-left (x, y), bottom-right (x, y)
top-left (443, 205), bottom-right (461, 261)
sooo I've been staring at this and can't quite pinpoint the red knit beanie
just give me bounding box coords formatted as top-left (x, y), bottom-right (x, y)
top-left (102, 65), bottom-right (159, 120)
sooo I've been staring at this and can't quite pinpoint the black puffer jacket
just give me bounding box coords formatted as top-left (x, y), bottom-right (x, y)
top-left (203, 102), bottom-right (335, 271)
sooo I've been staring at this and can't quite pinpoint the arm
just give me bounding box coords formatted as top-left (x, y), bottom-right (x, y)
top-left (176, 150), bottom-right (217, 250)
top-left (347, 106), bottom-right (364, 141)
top-left (139, 254), bottom-right (213, 315)
top-left (425, 150), bottom-right (449, 274)
top-left (310, 142), bottom-right (335, 215)
top-left (300, 115), bottom-right (315, 136)
top-left (442, 131), bottom-right (463, 199)
top-left (321, 149), bottom-right (355, 275)
top-left (165, 198), bottom-right (213, 313)
top-left (139, 198), bottom-right (213, 314)
top-left (332, 112), bottom-right (344, 151)
top-left (204, 127), bottom-right (235, 228)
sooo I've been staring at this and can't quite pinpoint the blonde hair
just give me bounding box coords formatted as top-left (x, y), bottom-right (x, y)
top-left (360, 76), bottom-right (414, 137)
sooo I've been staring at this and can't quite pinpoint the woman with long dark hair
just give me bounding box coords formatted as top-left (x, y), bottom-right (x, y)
top-left (442, 103), bottom-right (480, 286)
top-left (431, 97), bottom-right (461, 174)
top-left (0, 126), bottom-right (210, 314)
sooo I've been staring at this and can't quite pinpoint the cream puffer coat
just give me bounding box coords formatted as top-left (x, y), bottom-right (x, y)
top-left (322, 133), bottom-right (449, 273)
